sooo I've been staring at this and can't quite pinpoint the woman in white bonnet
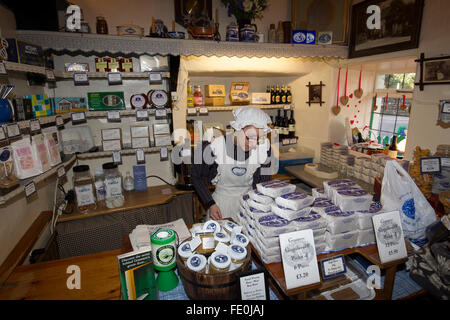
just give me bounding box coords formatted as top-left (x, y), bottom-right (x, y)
top-left (192, 106), bottom-right (273, 221)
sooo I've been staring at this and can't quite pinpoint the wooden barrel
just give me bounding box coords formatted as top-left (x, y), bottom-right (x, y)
top-left (176, 248), bottom-right (252, 300)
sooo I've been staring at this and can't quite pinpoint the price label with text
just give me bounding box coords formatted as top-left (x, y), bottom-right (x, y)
top-left (29, 119), bottom-right (41, 133)
top-left (55, 115), bottom-right (64, 127)
top-left (373, 211), bottom-right (408, 264)
top-left (279, 229), bottom-right (320, 290)
top-left (199, 107), bottom-right (208, 115)
top-left (187, 108), bottom-right (197, 115)
top-left (136, 109), bottom-right (149, 121)
top-left (6, 123), bottom-right (20, 138)
top-left (57, 166), bottom-right (66, 179)
top-left (45, 69), bottom-right (56, 81)
top-left (107, 72), bottom-right (122, 85)
top-left (441, 157), bottom-right (450, 168)
top-left (149, 72), bottom-right (162, 84)
top-left (160, 147), bottom-right (168, 161)
top-left (73, 72), bottom-right (89, 85)
top-left (320, 255), bottom-right (346, 280)
top-left (155, 108), bottom-right (167, 119)
top-left (107, 110), bottom-right (121, 122)
top-left (24, 181), bottom-right (37, 198)
top-left (239, 270), bottom-right (269, 300)
top-left (71, 112), bottom-right (86, 124)
top-left (420, 157), bottom-right (441, 174)
top-left (112, 151), bottom-right (122, 164)
top-left (136, 149), bottom-right (145, 164)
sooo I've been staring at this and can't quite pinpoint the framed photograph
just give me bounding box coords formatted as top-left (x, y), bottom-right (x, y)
top-left (416, 54), bottom-right (450, 91)
top-left (348, 0), bottom-right (424, 59)
top-left (306, 81), bottom-right (325, 106)
top-left (292, 0), bottom-right (351, 44)
top-left (174, 0), bottom-right (212, 27)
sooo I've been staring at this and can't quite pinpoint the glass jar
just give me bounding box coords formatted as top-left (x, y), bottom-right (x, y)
top-left (103, 162), bottom-right (124, 209)
top-left (73, 165), bottom-right (97, 213)
top-left (96, 16), bottom-right (108, 34)
top-left (94, 168), bottom-right (106, 208)
top-left (193, 85), bottom-right (203, 107)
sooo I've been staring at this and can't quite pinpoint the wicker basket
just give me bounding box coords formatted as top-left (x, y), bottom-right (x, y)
top-left (439, 190), bottom-right (450, 214)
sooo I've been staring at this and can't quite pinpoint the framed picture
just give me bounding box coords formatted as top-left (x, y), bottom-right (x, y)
top-left (291, 0), bottom-right (351, 44)
top-left (415, 53), bottom-right (450, 90)
top-left (174, 0), bottom-right (212, 27)
top-left (307, 81), bottom-right (325, 106)
top-left (348, 0), bottom-right (424, 59)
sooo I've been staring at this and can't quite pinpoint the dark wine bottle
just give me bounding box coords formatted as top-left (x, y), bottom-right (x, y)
top-left (288, 110), bottom-right (295, 138)
top-left (388, 135), bottom-right (398, 158)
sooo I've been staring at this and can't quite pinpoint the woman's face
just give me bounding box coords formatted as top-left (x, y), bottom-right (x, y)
top-left (236, 126), bottom-right (266, 151)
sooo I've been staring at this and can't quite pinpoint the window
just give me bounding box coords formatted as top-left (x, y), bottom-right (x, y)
top-left (369, 73), bottom-right (415, 154)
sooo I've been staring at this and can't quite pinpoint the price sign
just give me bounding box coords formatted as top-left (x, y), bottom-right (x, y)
top-left (57, 166), bottom-right (66, 179)
top-left (24, 181), bottom-right (37, 199)
top-left (112, 151), bottom-right (122, 164)
top-left (155, 108), bottom-right (167, 120)
top-left (73, 72), bottom-right (89, 85)
top-left (45, 69), bottom-right (56, 81)
top-left (107, 110), bottom-right (121, 122)
top-left (279, 229), bottom-right (320, 290)
top-left (71, 112), bottom-right (86, 124)
top-left (0, 61), bottom-right (7, 75)
top-left (420, 157), bottom-right (441, 174)
top-left (239, 270), bottom-right (269, 300)
top-left (29, 119), bottom-right (41, 133)
top-left (6, 123), bottom-right (20, 138)
top-left (107, 72), bottom-right (122, 85)
top-left (373, 211), bottom-right (407, 264)
top-left (199, 107), bottom-right (208, 115)
top-left (55, 115), bottom-right (64, 127)
top-left (0, 126), bottom-right (6, 141)
top-left (187, 108), bottom-right (197, 116)
top-left (149, 72), bottom-right (162, 84)
top-left (171, 92), bottom-right (178, 102)
top-left (320, 255), bottom-right (346, 280)
top-left (441, 157), bottom-right (450, 168)
top-left (136, 109), bottom-right (149, 121)
top-left (160, 147), bottom-right (168, 161)
top-left (136, 148), bottom-right (145, 164)
top-left (283, 105), bottom-right (291, 110)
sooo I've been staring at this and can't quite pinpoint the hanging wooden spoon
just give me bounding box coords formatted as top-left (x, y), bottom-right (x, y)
top-left (354, 68), bottom-right (364, 98)
top-left (340, 67), bottom-right (349, 106)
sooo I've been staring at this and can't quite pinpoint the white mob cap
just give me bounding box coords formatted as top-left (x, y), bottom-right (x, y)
top-left (229, 106), bottom-right (272, 133)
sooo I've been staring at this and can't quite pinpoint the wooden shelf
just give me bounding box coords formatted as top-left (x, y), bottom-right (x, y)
top-left (76, 146), bottom-right (172, 160)
top-left (58, 184), bottom-right (191, 223)
top-left (3, 61), bottom-right (48, 75)
top-left (55, 71), bottom-right (170, 80)
top-left (187, 104), bottom-right (293, 115)
top-left (0, 155), bottom-right (77, 206)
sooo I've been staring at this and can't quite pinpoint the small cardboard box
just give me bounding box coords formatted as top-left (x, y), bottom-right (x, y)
top-left (205, 85), bottom-right (226, 97)
top-left (204, 96), bottom-right (225, 106)
top-left (6, 38), bottom-right (44, 67)
top-left (230, 82), bottom-right (250, 105)
top-left (87, 92), bottom-right (125, 111)
top-left (251, 93), bottom-right (271, 105)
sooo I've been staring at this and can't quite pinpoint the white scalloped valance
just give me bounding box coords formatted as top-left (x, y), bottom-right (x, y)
top-left (16, 30), bottom-right (348, 59)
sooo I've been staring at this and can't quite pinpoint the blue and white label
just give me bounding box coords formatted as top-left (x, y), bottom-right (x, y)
top-left (258, 214), bottom-right (291, 228)
top-left (232, 166), bottom-right (247, 176)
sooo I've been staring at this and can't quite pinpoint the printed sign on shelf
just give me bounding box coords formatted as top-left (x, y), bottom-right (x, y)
top-left (279, 229), bottom-right (320, 290)
top-left (372, 210), bottom-right (408, 264)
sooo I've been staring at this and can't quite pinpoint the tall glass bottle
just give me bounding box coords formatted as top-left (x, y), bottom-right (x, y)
top-left (286, 86), bottom-right (292, 104)
top-left (288, 110), bottom-right (296, 138)
top-left (271, 86), bottom-right (276, 104)
top-left (281, 86), bottom-right (287, 104)
top-left (275, 85), bottom-right (281, 104)
top-left (388, 135), bottom-right (398, 158)
top-left (187, 86), bottom-right (194, 108)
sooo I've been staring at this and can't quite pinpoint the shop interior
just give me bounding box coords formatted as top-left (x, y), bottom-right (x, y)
top-left (0, 0), bottom-right (448, 301)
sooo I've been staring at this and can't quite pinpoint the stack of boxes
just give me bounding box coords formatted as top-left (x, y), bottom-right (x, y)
top-left (204, 85), bottom-right (226, 106)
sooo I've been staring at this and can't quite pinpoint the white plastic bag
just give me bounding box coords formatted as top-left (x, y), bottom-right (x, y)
top-left (381, 160), bottom-right (437, 247)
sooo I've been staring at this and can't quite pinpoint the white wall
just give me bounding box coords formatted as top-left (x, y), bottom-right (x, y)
top-left (403, 0), bottom-right (450, 159)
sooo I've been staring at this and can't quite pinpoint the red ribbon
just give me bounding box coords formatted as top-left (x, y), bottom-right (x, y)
top-left (336, 68), bottom-right (341, 106)
top-left (385, 93), bottom-right (389, 110)
top-left (344, 67), bottom-right (348, 96)
top-left (403, 95), bottom-right (406, 106)
top-left (358, 69), bottom-right (362, 90)
top-left (373, 94), bottom-right (377, 108)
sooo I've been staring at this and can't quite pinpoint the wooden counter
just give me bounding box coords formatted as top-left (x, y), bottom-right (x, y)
top-left (0, 249), bottom-right (122, 300)
top-left (59, 185), bottom-right (193, 223)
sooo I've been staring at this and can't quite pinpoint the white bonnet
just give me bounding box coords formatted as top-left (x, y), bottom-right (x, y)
top-left (229, 106), bottom-right (272, 133)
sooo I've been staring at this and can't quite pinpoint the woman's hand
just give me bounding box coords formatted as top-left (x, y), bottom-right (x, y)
top-left (209, 204), bottom-right (223, 220)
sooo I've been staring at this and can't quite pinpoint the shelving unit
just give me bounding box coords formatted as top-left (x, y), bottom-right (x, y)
top-left (0, 155), bottom-right (77, 206)
top-left (55, 71), bottom-right (170, 80)
top-left (186, 104), bottom-right (293, 114)
top-left (76, 146), bottom-right (172, 160)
